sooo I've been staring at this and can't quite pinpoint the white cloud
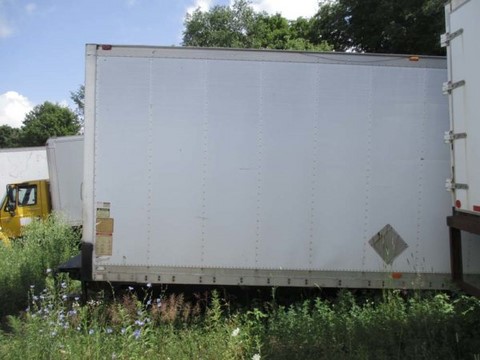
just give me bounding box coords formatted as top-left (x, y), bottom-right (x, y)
top-left (186, 0), bottom-right (319, 19)
top-left (125, 0), bottom-right (137, 8)
top-left (186, 0), bottom-right (213, 16)
top-left (0, 91), bottom-right (34, 128)
top-left (58, 100), bottom-right (69, 108)
top-left (245, 0), bottom-right (320, 19)
top-left (0, 18), bottom-right (13, 38)
top-left (25, 3), bottom-right (37, 15)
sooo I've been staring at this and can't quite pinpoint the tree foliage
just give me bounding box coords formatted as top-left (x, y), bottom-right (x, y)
top-left (0, 125), bottom-right (21, 148)
top-left (183, 0), bottom-right (332, 51)
top-left (312, 0), bottom-right (445, 55)
top-left (183, 0), bottom-right (445, 55)
top-left (19, 102), bottom-right (80, 147)
top-left (70, 85), bottom-right (85, 125)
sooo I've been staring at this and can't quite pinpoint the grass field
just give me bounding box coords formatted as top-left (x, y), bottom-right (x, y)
top-left (0, 217), bottom-right (479, 359)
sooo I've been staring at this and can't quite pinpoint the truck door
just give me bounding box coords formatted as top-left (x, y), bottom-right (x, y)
top-left (0, 182), bottom-right (44, 238)
top-left (0, 185), bottom-right (20, 237)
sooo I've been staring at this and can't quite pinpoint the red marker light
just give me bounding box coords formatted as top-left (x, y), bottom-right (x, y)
top-left (455, 200), bottom-right (462, 208)
top-left (101, 45), bottom-right (112, 50)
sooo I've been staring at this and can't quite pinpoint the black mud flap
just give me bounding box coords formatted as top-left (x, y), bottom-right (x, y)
top-left (57, 254), bottom-right (82, 280)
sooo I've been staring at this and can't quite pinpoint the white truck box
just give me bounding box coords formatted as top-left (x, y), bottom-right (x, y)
top-left (46, 136), bottom-right (84, 226)
top-left (0, 147), bottom-right (48, 194)
top-left (444, 0), bottom-right (480, 214)
top-left (443, 0), bottom-right (480, 292)
top-left (83, 45), bottom-right (475, 289)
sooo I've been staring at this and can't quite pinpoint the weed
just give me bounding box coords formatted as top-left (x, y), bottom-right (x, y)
top-left (0, 215), bottom-right (80, 321)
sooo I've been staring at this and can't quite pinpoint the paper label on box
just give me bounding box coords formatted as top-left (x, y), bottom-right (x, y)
top-left (96, 234), bottom-right (113, 256)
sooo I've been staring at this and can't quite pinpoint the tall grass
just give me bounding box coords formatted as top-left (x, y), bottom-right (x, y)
top-left (0, 218), bottom-right (479, 359)
top-left (0, 215), bottom-right (80, 319)
top-left (1, 280), bottom-right (479, 359)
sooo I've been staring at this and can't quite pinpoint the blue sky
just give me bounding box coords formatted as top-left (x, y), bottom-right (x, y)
top-left (0, 0), bottom-right (320, 128)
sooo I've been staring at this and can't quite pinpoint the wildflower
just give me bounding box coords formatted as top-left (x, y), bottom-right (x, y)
top-left (106, 328), bottom-right (113, 334)
top-left (146, 299), bottom-right (152, 306)
top-left (121, 328), bottom-right (126, 335)
top-left (133, 329), bottom-right (141, 339)
top-left (252, 355), bottom-right (261, 360)
top-left (33, 295), bottom-right (39, 301)
top-left (62, 294), bottom-right (68, 301)
top-left (146, 282), bottom-right (152, 288)
top-left (30, 285), bottom-right (35, 289)
top-left (61, 282), bottom-right (67, 289)
top-left (74, 296), bottom-right (80, 302)
top-left (128, 286), bottom-right (134, 291)
top-left (46, 268), bottom-right (52, 274)
top-left (134, 320), bottom-right (145, 327)
top-left (231, 327), bottom-right (240, 337)
top-left (51, 331), bottom-right (57, 337)
top-left (89, 329), bottom-right (95, 335)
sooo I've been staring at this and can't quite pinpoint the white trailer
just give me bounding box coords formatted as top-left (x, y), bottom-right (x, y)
top-left (81, 44), bottom-right (476, 289)
top-left (46, 136), bottom-right (84, 226)
top-left (0, 147), bottom-right (48, 195)
top-left (443, 0), bottom-right (480, 295)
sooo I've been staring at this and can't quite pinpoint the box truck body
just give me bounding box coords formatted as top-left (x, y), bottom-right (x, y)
top-left (0, 147), bottom-right (48, 194)
top-left (83, 45), bottom-right (478, 289)
top-left (444, 0), bottom-right (480, 214)
top-left (444, 0), bottom-right (480, 294)
top-left (0, 136), bottom-right (83, 239)
top-left (46, 136), bottom-right (84, 226)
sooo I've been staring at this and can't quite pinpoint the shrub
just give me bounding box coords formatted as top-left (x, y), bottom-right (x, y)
top-left (0, 215), bottom-right (80, 320)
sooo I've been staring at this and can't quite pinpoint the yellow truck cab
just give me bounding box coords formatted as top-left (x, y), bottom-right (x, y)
top-left (0, 180), bottom-right (51, 239)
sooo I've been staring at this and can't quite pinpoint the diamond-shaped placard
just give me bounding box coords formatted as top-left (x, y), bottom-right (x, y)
top-left (368, 224), bottom-right (408, 265)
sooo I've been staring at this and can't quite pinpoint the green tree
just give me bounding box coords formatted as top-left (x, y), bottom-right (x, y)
top-left (183, 0), bottom-right (331, 51)
top-left (70, 85), bottom-right (85, 124)
top-left (0, 125), bottom-right (21, 148)
top-left (312, 0), bottom-right (445, 55)
top-left (20, 102), bottom-right (80, 146)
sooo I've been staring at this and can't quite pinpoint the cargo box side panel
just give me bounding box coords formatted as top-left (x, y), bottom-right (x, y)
top-left (148, 58), bottom-right (211, 267)
top-left (171, 60), bottom-right (261, 268)
top-left (94, 57), bottom-right (152, 262)
top-left (280, 63), bottom-right (371, 270)
top-left (0, 148), bottom-right (48, 193)
top-left (89, 47), bottom-right (452, 287)
top-left (417, 69), bottom-right (452, 271)
top-left (254, 62), bottom-right (319, 269)
top-left (365, 67), bottom-right (451, 273)
top-left (47, 136), bottom-right (83, 225)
